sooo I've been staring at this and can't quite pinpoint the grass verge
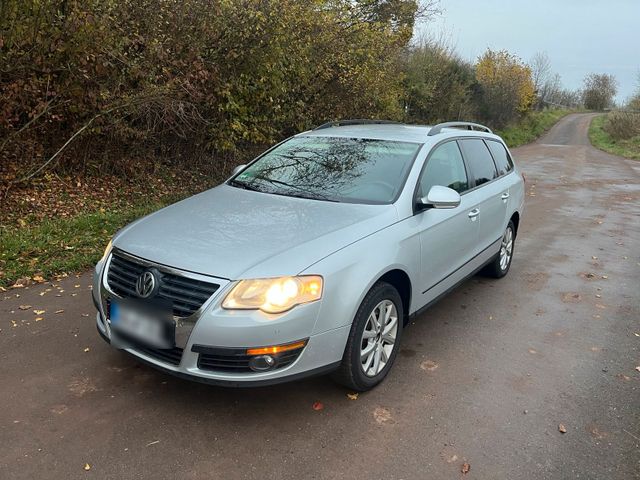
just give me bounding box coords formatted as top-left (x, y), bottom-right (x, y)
top-left (588, 114), bottom-right (640, 160)
top-left (0, 200), bottom-right (174, 288)
top-left (497, 109), bottom-right (571, 148)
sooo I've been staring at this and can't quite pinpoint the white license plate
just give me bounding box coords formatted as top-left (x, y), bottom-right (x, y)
top-left (110, 301), bottom-right (174, 349)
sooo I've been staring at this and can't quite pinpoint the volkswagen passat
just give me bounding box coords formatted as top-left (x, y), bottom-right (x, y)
top-left (93, 120), bottom-right (524, 391)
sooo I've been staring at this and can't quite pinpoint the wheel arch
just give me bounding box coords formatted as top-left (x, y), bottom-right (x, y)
top-left (375, 268), bottom-right (412, 325)
top-left (510, 211), bottom-right (520, 236)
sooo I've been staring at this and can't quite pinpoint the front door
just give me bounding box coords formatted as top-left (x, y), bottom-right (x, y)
top-left (415, 140), bottom-right (480, 299)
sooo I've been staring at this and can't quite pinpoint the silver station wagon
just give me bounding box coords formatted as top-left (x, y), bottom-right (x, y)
top-left (93, 120), bottom-right (524, 391)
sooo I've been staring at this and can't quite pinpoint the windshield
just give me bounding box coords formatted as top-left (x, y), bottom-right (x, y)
top-left (228, 136), bottom-right (421, 204)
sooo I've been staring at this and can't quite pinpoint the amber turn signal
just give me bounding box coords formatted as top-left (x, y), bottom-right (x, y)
top-left (246, 340), bottom-right (307, 356)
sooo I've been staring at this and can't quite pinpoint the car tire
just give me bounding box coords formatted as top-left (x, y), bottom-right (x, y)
top-left (332, 282), bottom-right (404, 391)
top-left (483, 220), bottom-right (516, 278)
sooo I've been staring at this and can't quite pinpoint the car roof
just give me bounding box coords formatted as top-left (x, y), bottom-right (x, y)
top-left (299, 124), bottom-right (504, 144)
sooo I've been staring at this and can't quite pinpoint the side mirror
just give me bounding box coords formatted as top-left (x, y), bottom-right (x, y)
top-left (418, 185), bottom-right (461, 209)
top-left (232, 164), bottom-right (247, 176)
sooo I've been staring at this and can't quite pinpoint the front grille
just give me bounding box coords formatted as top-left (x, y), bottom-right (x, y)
top-left (193, 345), bottom-right (302, 373)
top-left (107, 252), bottom-right (220, 317)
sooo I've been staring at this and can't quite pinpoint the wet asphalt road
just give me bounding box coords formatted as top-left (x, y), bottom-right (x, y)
top-left (1, 113), bottom-right (638, 479)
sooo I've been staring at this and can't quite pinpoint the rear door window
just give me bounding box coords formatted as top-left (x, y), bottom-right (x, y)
top-left (486, 140), bottom-right (514, 176)
top-left (458, 139), bottom-right (498, 187)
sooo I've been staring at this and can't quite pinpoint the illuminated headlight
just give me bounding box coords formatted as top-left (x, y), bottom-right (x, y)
top-left (222, 276), bottom-right (323, 314)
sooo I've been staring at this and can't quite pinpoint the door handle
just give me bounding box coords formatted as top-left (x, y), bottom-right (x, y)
top-left (501, 192), bottom-right (510, 200)
top-left (468, 208), bottom-right (480, 219)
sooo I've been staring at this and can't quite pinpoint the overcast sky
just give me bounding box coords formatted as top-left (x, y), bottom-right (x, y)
top-left (420, 0), bottom-right (639, 103)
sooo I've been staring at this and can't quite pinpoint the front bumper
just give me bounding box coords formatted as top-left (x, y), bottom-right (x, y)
top-left (93, 251), bottom-right (348, 386)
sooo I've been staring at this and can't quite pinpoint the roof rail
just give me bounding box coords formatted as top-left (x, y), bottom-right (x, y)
top-left (427, 121), bottom-right (492, 136)
top-left (313, 119), bottom-right (402, 130)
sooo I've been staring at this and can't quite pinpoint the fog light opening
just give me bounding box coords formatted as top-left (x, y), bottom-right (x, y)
top-left (249, 355), bottom-right (277, 372)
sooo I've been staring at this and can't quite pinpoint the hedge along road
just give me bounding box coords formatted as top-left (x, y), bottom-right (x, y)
top-left (1, 113), bottom-right (638, 479)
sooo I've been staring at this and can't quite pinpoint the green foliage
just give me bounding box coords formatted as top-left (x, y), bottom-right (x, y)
top-left (0, 0), bottom-right (417, 180)
top-left (496, 109), bottom-right (570, 148)
top-left (403, 41), bottom-right (478, 123)
top-left (589, 114), bottom-right (640, 160)
top-left (582, 73), bottom-right (617, 111)
top-left (476, 49), bottom-right (535, 128)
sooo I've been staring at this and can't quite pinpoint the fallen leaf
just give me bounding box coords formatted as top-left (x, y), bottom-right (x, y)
top-left (35, 317), bottom-right (43, 322)
top-left (18, 305), bottom-right (32, 310)
top-left (33, 309), bottom-right (45, 315)
top-left (312, 402), bottom-right (324, 411)
top-left (559, 424), bottom-right (567, 433)
top-left (601, 275), bottom-right (608, 279)
top-left (373, 407), bottom-right (392, 424)
top-left (347, 393), bottom-right (359, 400)
top-left (33, 275), bottom-right (45, 283)
top-left (635, 366), bottom-right (640, 372)
top-left (84, 347), bottom-right (90, 353)
top-left (420, 360), bottom-right (439, 371)
top-left (462, 462), bottom-right (471, 474)
top-left (55, 309), bottom-right (64, 314)
top-left (84, 463), bottom-right (91, 471)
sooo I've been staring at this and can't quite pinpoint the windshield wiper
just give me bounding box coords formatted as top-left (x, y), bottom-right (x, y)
top-left (228, 179), bottom-right (263, 192)
top-left (283, 191), bottom-right (339, 202)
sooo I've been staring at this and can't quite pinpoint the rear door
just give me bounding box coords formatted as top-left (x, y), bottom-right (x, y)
top-left (415, 140), bottom-right (479, 296)
top-left (485, 139), bottom-right (518, 226)
top-left (458, 138), bottom-right (505, 250)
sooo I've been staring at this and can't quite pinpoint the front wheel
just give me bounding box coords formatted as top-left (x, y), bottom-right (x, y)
top-left (483, 220), bottom-right (515, 278)
top-left (332, 282), bottom-right (403, 391)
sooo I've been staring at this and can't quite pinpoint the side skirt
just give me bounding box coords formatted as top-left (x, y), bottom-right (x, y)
top-left (409, 244), bottom-right (501, 322)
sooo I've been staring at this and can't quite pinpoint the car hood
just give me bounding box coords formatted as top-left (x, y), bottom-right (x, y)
top-left (113, 184), bottom-right (398, 279)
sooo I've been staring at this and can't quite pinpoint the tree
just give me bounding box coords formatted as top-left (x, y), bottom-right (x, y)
top-left (530, 51), bottom-right (552, 109)
top-left (582, 73), bottom-right (617, 110)
top-left (402, 39), bottom-right (478, 123)
top-left (475, 49), bottom-right (535, 127)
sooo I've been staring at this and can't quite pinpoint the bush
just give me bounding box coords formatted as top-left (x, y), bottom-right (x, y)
top-left (475, 50), bottom-right (535, 128)
top-left (0, 0), bottom-right (419, 182)
top-left (403, 40), bottom-right (478, 123)
top-left (603, 111), bottom-right (640, 140)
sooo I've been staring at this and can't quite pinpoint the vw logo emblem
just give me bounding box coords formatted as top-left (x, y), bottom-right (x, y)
top-left (136, 271), bottom-right (156, 298)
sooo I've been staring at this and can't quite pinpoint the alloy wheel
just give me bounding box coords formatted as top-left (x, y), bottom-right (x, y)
top-left (360, 300), bottom-right (398, 377)
top-left (500, 226), bottom-right (514, 271)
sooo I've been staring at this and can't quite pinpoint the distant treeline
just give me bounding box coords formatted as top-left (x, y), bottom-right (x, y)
top-left (0, 0), bottom-right (618, 184)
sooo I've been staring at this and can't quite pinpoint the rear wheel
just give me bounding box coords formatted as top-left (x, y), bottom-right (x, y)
top-left (483, 220), bottom-right (515, 278)
top-left (332, 282), bottom-right (403, 391)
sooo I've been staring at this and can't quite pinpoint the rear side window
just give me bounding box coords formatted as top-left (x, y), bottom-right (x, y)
top-left (418, 141), bottom-right (468, 196)
top-left (486, 140), bottom-right (514, 176)
top-left (458, 139), bottom-right (497, 187)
